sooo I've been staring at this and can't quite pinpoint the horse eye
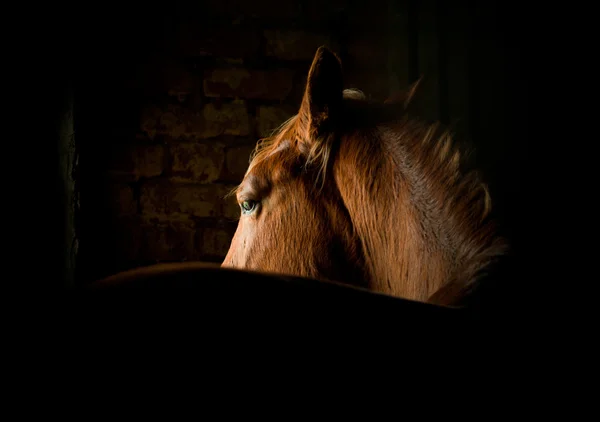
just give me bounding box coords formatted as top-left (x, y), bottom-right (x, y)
top-left (240, 200), bottom-right (257, 214)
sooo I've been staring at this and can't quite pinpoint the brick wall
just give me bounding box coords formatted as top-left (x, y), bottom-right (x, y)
top-left (75, 0), bottom-right (395, 282)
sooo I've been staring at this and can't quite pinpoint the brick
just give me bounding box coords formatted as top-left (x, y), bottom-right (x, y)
top-left (225, 145), bottom-right (254, 181)
top-left (141, 103), bottom-right (250, 141)
top-left (346, 33), bottom-right (389, 69)
top-left (177, 24), bottom-right (260, 58)
top-left (134, 56), bottom-right (201, 100)
top-left (108, 183), bottom-right (137, 216)
top-left (256, 106), bottom-right (295, 138)
top-left (303, 0), bottom-right (388, 27)
top-left (170, 143), bottom-right (226, 183)
top-left (204, 68), bottom-right (295, 100)
top-left (141, 182), bottom-right (215, 220)
top-left (140, 182), bottom-right (238, 221)
top-left (200, 227), bottom-right (235, 258)
top-left (107, 145), bottom-right (165, 181)
top-left (164, 62), bottom-right (201, 101)
top-left (218, 184), bottom-right (242, 220)
top-left (302, 0), bottom-right (349, 21)
top-left (110, 216), bottom-right (143, 262)
top-left (107, 217), bottom-right (198, 265)
top-left (264, 30), bottom-right (340, 61)
top-left (139, 220), bottom-right (197, 262)
top-left (202, 102), bottom-right (251, 137)
top-left (199, 0), bottom-right (300, 20)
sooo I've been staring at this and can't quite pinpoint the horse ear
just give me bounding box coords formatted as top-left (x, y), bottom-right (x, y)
top-left (298, 46), bottom-right (344, 138)
top-left (384, 76), bottom-right (423, 108)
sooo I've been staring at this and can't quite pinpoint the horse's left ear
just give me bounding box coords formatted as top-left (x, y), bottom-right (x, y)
top-left (298, 46), bottom-right (344, 139)
top-left (384, 76), bottom-right (423, 108)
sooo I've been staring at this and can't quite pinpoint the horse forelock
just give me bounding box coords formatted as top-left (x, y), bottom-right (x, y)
top-left (240, 89), bottom-right (367, 192)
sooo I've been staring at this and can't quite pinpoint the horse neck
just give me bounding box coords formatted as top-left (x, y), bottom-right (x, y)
top-left (333, 121), bottom-right (503, 302)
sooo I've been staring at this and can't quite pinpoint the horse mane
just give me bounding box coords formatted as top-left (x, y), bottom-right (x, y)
top-left (237, 87), bottom-right (507, 306)
top-left (378, 117), bottom-right (508, 305)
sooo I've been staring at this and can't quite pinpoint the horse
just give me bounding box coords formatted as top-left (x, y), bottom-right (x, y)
top-left (222, 46), bottom-right (508, 307)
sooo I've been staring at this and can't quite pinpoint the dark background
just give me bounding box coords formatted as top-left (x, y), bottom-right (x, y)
top-left (24, 0), bottom-right (531, 290)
